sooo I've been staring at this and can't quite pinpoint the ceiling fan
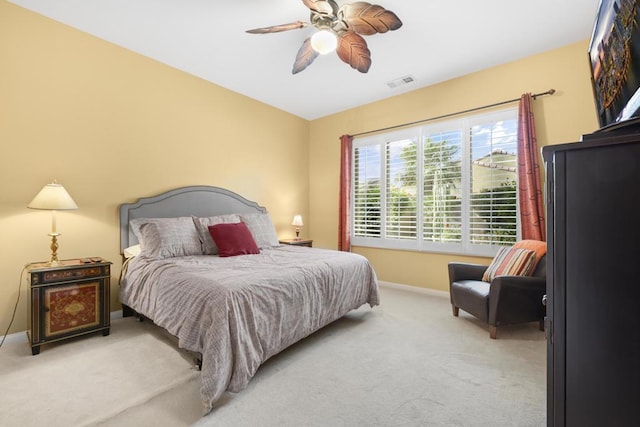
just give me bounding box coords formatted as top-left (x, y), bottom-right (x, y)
top-left (246, 0), bottom-right (402, 74)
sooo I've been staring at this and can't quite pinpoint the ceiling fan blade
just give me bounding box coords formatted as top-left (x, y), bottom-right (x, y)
top-left (336, 31), bottom-right (371, 73)
top-left (302, 0), bottom-right (337, 16)
top-left (292, 38), bottom-right (320, 74)
top-left (246, 21), bottom-right (307, 34)
top-left (338, 2), bottom-right (403, 35)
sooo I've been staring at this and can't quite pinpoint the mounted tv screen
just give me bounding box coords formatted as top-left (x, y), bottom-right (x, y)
top-left (588, 0), bottom-right (640, 130)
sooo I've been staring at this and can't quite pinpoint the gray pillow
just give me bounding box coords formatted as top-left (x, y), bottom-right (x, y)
top-left (239, 212), bottom-right (279, 249)
top-left (131, 217), bottom-right (203, 259)
top-left (193, 214), bottom-right (241, 255)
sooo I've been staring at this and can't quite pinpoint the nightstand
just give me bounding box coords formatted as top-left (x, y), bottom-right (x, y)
top-left (279, 239), bottom-right (313, 247)
top-left (27, 258), bottom-right (111, 355)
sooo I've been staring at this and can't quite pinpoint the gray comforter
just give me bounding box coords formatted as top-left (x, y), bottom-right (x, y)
top-left (120, 245), bottom-right (379, 413)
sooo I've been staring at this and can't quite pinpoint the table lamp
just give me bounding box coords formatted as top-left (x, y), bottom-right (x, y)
top-left (28, 181), bottom-right (78, 266)
top-left (292, 214), bottom-right (304, 240)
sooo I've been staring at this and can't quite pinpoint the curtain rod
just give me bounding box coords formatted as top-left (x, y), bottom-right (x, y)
top-left (351, 89), bottom-right (556, 138)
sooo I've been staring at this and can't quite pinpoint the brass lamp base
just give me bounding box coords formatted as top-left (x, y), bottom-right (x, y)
top-left (48, 232), bottom-right (61, 266)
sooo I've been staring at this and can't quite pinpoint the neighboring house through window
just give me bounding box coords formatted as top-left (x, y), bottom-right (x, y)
top-left (352, 108), bottom-right (519, 257)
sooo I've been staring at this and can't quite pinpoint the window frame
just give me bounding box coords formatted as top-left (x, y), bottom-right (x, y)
top-left (351, 108), bottom-right (520, 257)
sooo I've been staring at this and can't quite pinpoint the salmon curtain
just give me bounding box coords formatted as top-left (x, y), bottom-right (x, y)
top-left (338, 134), bottom-right (353, 251)
top-left (517, 93), bottom-right (546, 241)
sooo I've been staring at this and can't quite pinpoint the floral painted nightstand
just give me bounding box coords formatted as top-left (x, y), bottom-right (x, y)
top-left (27, 258), bottom-right (111, 355)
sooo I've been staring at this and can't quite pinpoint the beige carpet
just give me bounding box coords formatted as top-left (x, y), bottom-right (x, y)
top-left (0, 285), bottom-right (546, 426)
top-left (0, 316), bottom-right (200, 426)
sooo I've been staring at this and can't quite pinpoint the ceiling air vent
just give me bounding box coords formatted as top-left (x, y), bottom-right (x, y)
top-left (387, 75), bottom-right (416, 89)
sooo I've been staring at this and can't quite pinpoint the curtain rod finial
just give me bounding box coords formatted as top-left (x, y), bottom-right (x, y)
top-left (533, 89), bottom-right (555, 100)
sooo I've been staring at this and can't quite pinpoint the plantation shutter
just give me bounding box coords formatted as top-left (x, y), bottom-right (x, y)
top-left (353, 144), bottom-right (381, 238)
top-left (385, 138), bottom-right (417, 240)
top-left (468, 117), bottom-right (519, 245)
top-left (350, 108), bottom-right (518, 256)
top-left (422, 130), bottom-right (463, 243)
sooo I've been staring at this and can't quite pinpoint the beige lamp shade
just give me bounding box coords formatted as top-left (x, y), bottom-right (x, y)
top-left (291, 215), bottom-right (304, 227)
top-left (28, 182), bottom-right (78, 211)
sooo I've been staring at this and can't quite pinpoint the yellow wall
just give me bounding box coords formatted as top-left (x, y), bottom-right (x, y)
top-left (0, 2), bottom-right (309, 334)
top-left (309, 40), bottom-right (600, 292)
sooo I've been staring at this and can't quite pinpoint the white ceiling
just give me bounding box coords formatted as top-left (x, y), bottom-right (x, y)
top-left (10, 0), bottom-right (600, 120)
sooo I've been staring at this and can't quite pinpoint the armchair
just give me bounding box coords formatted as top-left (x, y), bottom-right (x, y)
top-left (448, 254), bottom-right (546, 339)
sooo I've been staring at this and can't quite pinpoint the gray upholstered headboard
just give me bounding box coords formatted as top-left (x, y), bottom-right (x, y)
top-left (119, 186), bottom-right (267, 253)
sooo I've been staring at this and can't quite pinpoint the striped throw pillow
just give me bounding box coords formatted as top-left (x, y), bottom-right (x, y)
top-left (482, 246), bottom-right (537, 282)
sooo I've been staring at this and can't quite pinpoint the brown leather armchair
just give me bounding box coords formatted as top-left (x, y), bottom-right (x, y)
top-left (448, 255), bottom-right (546, 339)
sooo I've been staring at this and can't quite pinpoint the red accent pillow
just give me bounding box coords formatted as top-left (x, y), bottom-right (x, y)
top-left (208, 223), bottom-right (260, 257)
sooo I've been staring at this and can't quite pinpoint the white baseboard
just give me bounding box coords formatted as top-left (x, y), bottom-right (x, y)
top-left (379, 280), bottom-right (449, 299)
top-left (2, 330), bottom-right (28, 345)
top-left (2, 310), bottom-right (125, 346)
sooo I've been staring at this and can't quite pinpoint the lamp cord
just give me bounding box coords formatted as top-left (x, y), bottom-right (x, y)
top-left (0, 266), bottom-right (28, 349)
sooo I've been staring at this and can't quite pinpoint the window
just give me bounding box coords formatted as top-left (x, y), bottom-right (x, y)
top-left (352, 109), bottom-right (519, 257)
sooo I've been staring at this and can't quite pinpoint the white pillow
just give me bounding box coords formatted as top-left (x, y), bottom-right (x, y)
top-left (239, 212), bottom-right (279, 249)
top-left (192, 214), bottom-right (241, 255)
top-left (123, 244), bottom-right (141, 259)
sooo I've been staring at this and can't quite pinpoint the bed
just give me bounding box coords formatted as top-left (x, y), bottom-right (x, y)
top-left (118, 186), bottom-right (379, 413)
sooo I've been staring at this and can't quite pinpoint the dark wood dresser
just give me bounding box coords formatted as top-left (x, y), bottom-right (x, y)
top-left (543, 130), bottom-right (640, 426)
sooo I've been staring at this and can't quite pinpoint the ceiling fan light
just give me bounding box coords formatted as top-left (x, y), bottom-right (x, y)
top-left (310, 29), bottom-right (338, 54)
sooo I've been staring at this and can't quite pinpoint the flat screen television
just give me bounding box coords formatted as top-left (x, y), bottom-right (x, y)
top-left (588, 0), bottom-right (640, 131)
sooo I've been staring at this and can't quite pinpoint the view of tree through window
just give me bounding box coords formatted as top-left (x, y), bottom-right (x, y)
top-left (422, 131), bottom-right (462, 243)
top-left (385, 139), bottom-right (416, 239)
top-left (352, 109), bottom-right (519, 256)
